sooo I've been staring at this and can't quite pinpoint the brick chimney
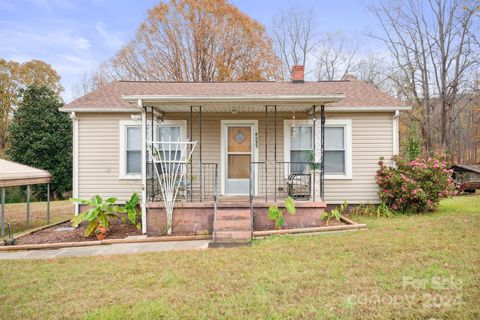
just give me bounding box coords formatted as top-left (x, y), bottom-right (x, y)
top-left (291, 65), bottom-right (304, 83)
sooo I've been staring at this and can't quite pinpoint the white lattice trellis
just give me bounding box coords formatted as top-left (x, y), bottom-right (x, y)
top-left (148, 138), bottom-right (196, 235)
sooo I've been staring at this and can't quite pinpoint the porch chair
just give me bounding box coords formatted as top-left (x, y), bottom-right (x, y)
top-left (286, 173), bottom-right (311, 200)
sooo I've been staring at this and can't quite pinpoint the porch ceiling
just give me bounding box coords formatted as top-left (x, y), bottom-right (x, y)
top-left (147, 105), bottom-right (319, 113)
top-left (122, 94), bottom-right (344, 110)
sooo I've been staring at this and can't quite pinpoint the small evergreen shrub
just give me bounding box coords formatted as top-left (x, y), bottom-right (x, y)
top-left (376, 155), bottom-right (457, 213)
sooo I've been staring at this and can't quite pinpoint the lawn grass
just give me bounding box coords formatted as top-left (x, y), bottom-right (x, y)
top-left (0, 195), bottom-right (479, 319)
top-left (2, 200), bottom-right (74, 234)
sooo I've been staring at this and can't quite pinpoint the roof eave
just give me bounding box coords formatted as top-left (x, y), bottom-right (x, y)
top-left (59, 106), bottom-right (140, 113)
top-left (59, 105), bottom-right (412, 113)
top-left (121, 94), bottom-right (346, 106)
top-left (326, 105), bottom-right (412, 112)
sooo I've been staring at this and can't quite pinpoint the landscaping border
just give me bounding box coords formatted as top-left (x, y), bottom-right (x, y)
top-left (253, 216), bottom-right (366, 238)
top-left (0, 234), bottom-right (212, 251)
top-left (1, 217), bottom-right (366, 251)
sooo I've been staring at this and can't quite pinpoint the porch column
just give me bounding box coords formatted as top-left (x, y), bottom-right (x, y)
top-left (264, 105), bottom-right (268, 202)
top-left (312, 105), bottom-right (316, 202)
top-left (321, 105), bottom-right (325, 200)
top-left (274, 105), bottom-right (277, 202)
top-left (199, 106), bottom-right (203, 201)
top-left (140, 100), bottom-right (147, 234)
top-left (189, 106), bottom-right (193, 201)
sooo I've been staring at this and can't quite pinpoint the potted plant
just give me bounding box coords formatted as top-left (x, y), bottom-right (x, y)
top-left (70, 195), bottom-right (123, 238)
top-left (94, 226), bottom-right (107, 240)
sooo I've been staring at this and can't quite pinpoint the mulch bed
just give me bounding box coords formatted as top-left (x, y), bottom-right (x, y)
top-left (13, 221), bottom-right (142, 245)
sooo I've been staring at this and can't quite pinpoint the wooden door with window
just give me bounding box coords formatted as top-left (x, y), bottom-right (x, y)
top-left (225, 125), bottom-right (252, 195)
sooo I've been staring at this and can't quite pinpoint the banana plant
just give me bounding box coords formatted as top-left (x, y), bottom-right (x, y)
top-left (70, 195), bottom-right (123, 236)
top-left (123, 193), bottom-right (141, 230)
top-left (268, 196), bottom-right (296, 229)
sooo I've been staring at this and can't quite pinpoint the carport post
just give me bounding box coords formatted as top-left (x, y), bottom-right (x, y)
top-left (47, 183), bottom-right (50, 224)
top-left (26, 185), bottom-right (30, 228)
top-left (1, 188), bottom-right (5, 238)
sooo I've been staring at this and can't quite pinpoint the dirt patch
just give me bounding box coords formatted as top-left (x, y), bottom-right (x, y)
top-left (12, 221), bottom-right (142, 245)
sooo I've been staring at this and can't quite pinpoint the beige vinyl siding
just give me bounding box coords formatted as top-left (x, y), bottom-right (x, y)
top-left (76, 111), bottom-right (394, 204)
top-left (324, 113), bottom-right (393, 203)
top-left (77, 113), bottom-right (142, 202)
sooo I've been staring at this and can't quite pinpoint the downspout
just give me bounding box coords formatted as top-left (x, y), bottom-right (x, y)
top-left (70, 112), bottom-right (79, 215)
top-left (392, 110), bottom-right (400, 166)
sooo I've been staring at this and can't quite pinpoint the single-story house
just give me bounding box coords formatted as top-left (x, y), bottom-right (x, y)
top-left (60, 66), bottom-right (410, 243)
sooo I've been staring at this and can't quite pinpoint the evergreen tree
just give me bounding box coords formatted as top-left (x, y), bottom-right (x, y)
top-left (405, 121), bottom-right (422, 161)
top-left (7, 85), bottom-right (72, 198)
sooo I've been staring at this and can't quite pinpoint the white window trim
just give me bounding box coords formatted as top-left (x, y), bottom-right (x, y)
top-left (153, 120), bottom-right (187, 142)
top-left (119, 119), bottom-right (187, 180)
top-left (119, 120), bottom-right (142, 180)
top-left (284, 119), bottom-right (352, 180)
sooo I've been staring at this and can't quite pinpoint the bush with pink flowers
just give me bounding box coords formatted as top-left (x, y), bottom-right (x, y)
top-left (376, 155), bottom-right (457, 213)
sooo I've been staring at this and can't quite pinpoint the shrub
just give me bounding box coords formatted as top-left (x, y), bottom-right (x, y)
top-left (376, 155), bottom-right (457, 213)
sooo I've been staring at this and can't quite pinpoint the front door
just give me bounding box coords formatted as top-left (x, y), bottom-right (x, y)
top-left (223, 123), bottom-right (255, 195)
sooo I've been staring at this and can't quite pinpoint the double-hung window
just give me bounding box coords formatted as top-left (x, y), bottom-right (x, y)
top-left (120, 121), bottom-right (142, 179)
top-left (290, 125), bottom-right (313, 173)
top-left (324, 127), bottom-right (345, 174)
top-left (156, 125), bottom-right (182, 162)
top-left (126, 126), bottom-right (141, 174)
top-left (323, 120), bottom-right (352, 178)
top-left (120, 120), bottom-right (187, 179)
top-left (284, 119), bottom-right (352, 179)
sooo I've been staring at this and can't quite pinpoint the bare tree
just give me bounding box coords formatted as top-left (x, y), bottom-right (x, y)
top-left (315, 33), bottom-right (358, 81)
top-left (272, 7), bottom-right (319, 79)
top-left (368, 0), bottom-right (480, 156)
top-left (352, 54), bottom-right (393, 89)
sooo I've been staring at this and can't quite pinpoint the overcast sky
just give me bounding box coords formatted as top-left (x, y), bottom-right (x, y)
top-left (0, 0), bottom-right (382, 103)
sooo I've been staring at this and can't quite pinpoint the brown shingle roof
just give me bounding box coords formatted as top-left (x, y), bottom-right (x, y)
top-left (63, 79), bottom-right (408, 109)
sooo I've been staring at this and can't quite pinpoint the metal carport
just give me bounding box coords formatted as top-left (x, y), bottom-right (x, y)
top-left (0, 159), bottom-right (52, 237)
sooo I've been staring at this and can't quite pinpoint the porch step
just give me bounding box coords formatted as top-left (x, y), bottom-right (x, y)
top-left (215, 231), bottom-right (252, 241)
top-left (215, 219), bottom-right (251, 231)
top-left (213, 208), bottom-right (252, 244)
top-left (216, 209), bottom-right (250, 220)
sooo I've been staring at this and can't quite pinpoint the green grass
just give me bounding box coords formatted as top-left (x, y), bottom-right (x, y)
top-left (2, 200), bottom-right (74, 234)
top-left (1, 196), bottom-right (479, 319)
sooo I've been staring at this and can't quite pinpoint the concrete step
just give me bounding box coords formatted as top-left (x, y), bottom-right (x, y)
top-left (215, 219), bottom-right (251, 231)
top-left (215, 230), bottom-right (252, 242)
top-left (216, 209), bottom-right (250, 220)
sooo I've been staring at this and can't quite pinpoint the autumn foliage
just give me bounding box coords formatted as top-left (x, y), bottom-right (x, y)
top-left (97, 0), bottom-right (279, 82)
top-left (0, 59), bottom-right (62, 149)
top-left (376, 155), bottom-right (457, 213)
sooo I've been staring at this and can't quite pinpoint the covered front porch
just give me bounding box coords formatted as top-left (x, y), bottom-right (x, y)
top-left (127, 94), bottom-right (342, 240)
